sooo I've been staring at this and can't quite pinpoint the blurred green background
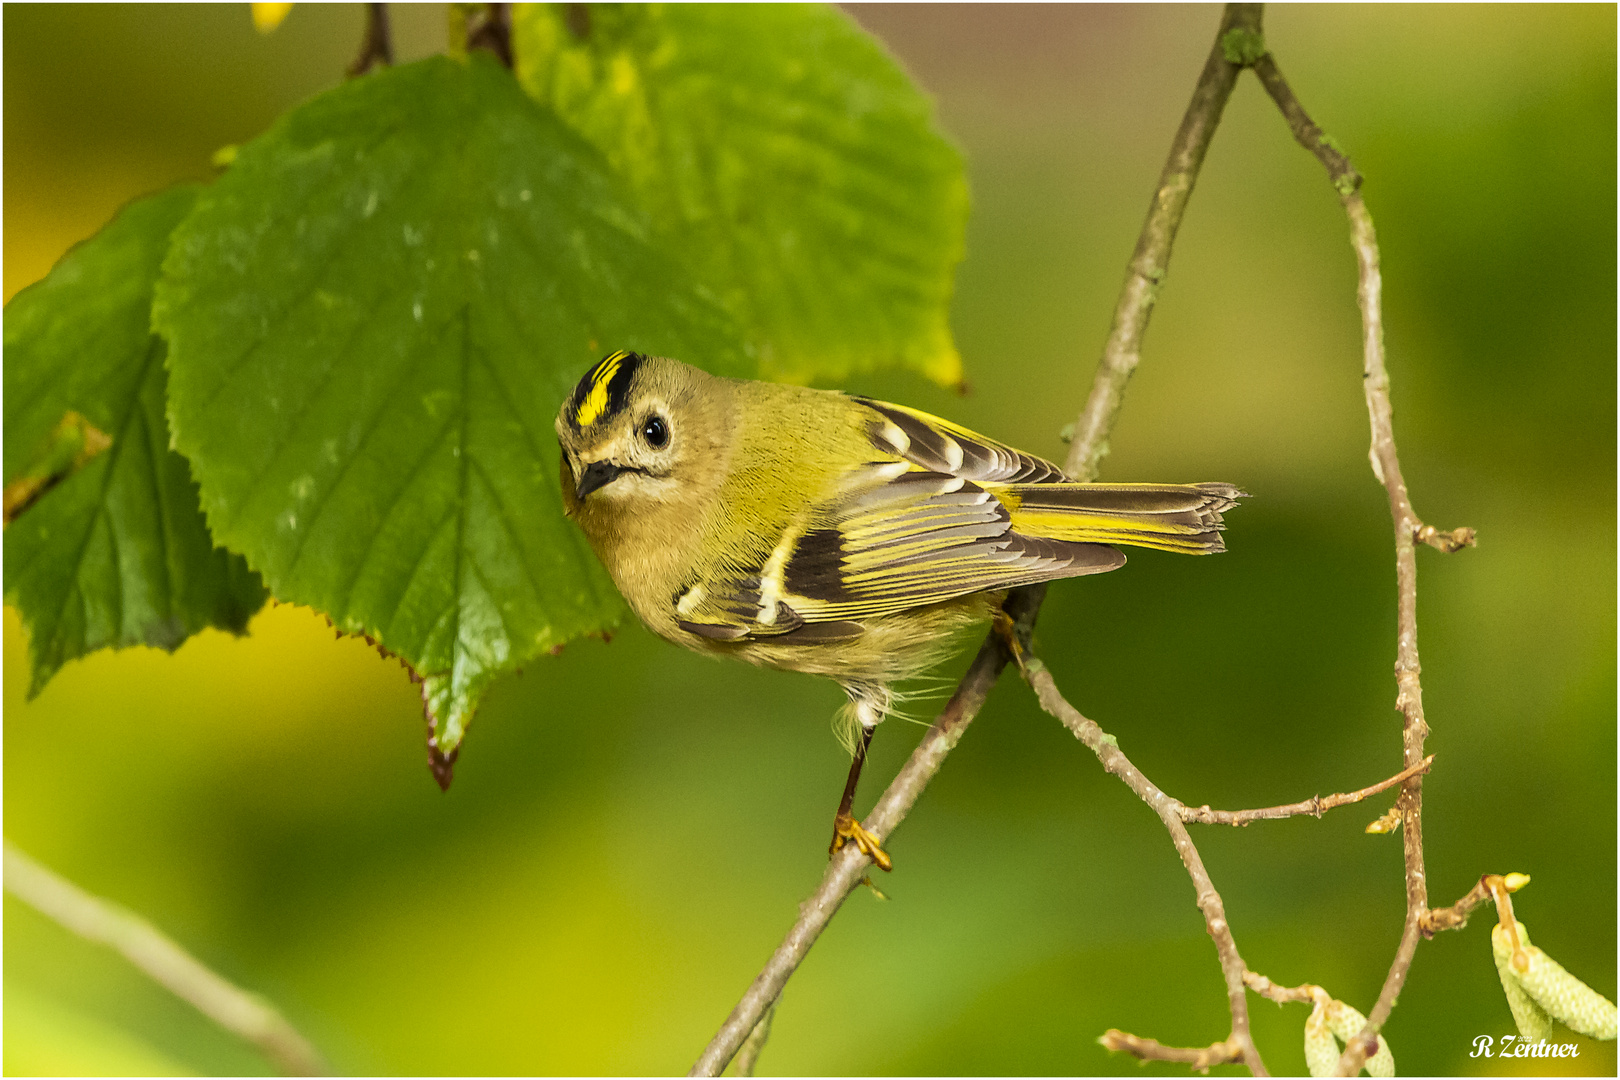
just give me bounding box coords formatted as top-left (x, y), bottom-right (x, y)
top-left (5, 4), bottom-right (1614, 1076)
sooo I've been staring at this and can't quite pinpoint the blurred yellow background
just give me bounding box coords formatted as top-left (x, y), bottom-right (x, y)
top-left (5, 4), bottom-right (1614, 1075)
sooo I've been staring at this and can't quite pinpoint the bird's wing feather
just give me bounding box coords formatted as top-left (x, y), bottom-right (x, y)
top-left (853, 397), bottom-right (1068, 485)
top-left (771, 471), bottom-right (1125, 627)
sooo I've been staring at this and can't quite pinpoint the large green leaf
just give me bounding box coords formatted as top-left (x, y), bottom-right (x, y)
top-left (3, 186), bottom-right (267, 695)
top-left (513, 3), bottom-right (969, 387)
top-left (155, 55), bottom-right (748, 776)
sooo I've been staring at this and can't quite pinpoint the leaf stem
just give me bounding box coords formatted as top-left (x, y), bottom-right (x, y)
top-left (347, 2), bottom-right (393, 78)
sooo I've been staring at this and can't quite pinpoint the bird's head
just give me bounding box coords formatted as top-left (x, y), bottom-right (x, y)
top-left (554, 351), bottom-right (729, 526)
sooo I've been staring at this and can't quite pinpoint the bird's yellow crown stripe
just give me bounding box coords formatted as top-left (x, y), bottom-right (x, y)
top-left (576, 350), bottom-right (630, 427)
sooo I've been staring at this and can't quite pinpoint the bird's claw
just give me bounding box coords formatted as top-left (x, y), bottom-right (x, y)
top-left (992, 606), bottom-right (1026, 671)
top-left (831, 812), bottom-right (893, 872)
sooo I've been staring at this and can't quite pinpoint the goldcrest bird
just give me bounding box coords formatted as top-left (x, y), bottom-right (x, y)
top-left (556, 351), bottom-right (1242, 869)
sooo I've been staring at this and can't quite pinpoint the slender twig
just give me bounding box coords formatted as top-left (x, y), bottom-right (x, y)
top-left (1243, 969), bottom-right (1319, 1006)
top-left (1177, 755), bottom-right (1434, 826)
top-left (1243, 974), bottom-right (1388, 1070)
top-left (688, 8), bottom-right (1259, 1076)
top-left (1247, 44), bottom-right (1474, 1079)
top-left (1421, 876), bottom-right (1495, 936)
top-left (1422, 873), bottom-right (1527, 937)
top-left (1099, 1029), bottom-right (1244, 1072)
top-left (3, 841), bottom-right (329, 1077)
top-left (346, 2), bottom-right (392, 77)
top-left (1039, 9), bottom-right (1268, 1071)
top-left (1026, 660), bottom-right (1266, 1075)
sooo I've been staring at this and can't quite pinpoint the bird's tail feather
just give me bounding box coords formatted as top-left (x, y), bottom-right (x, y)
top-left (995, 482), bottom-right (1244, 555)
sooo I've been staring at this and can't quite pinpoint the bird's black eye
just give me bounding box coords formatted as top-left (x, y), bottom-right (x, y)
top-left (641, 415), bottom-right (669, 448)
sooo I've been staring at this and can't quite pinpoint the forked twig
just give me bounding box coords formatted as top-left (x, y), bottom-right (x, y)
top-left (1027, 660), bottom-right (1265, 1074)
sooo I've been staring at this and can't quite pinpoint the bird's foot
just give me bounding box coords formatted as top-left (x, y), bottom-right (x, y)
top-left (831, 812), bottom-right (893, 872)
top-left (992, 606), bottom-right (1027, 671)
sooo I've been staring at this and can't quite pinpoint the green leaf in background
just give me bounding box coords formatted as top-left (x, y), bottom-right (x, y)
top-left (513, 2), bottom-right (969, 387)
top-left (155, 54), bottom-right (748, 776)
top-left (3, 186), bottom-right (267, 696)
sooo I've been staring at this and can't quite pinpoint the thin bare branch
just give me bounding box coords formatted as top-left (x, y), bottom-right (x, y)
top-left (1026, 660), bottom-right (1266, 1075)
top-left (1422, 876), bottom-right (1495, 936)
top-left (1248, 42), bottom-right (1473, 1079)
top-left (1177, 755), bottom-right (1434, 826)
top-left (3, 841), bottom-right (328, 1077)
top-left (1099, 1029), bottom-right (1244, 1072)
top-left (689, 7), bottom-right (1260, 1076)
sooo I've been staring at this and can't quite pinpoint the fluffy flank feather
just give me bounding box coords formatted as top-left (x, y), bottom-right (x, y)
top-left (832, 699), bottom-right (866, 755)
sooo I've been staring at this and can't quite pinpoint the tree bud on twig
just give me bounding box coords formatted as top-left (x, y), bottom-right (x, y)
top-left (1364, 806), bottom-right (1402, 834)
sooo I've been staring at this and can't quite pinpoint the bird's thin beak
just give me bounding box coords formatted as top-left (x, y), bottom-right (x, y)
top-left (575, 459), bottom-right (624, 500)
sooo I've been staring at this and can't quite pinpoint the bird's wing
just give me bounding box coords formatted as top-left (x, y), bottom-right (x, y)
top-left (673, 399), bottom-right (1244, 641)
top-left (670, 400), bottom-right (1123, 642)
top-left (673, 467), bottom-right (1126, 641)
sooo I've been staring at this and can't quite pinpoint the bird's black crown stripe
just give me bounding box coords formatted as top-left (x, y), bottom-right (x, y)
top-left (568, 350), bottom-right (645, 429)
